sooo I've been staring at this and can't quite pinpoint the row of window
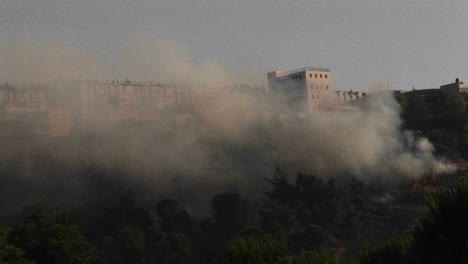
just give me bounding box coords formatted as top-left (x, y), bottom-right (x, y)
top-left (310, 94), bottom-right (332, 100)
top-left (290, 73), bottom-right (328, 80)
top-left (310, 84), bottom-right (329, 90)
top-left (310, 73), bottom-right (328, 79)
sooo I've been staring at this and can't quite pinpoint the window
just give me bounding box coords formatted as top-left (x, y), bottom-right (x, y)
top-left (320, 74), bottom-right (323, 78)
top-left (315, 74), bottom-right (318, 78)
top-left (310, 74), bottom-right (312, 78)
top-left (325, 74), bottom-right (328, 79)
top-left (326, 85), bottom-right (329, 89)
top-left (311, 94), bottom-right (315, 99)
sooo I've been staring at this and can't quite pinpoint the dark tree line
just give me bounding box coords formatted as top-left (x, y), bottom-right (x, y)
top-left (1, 165), bottom-right (466, 264)
top-left (396, 90), bottom-right (468, 160)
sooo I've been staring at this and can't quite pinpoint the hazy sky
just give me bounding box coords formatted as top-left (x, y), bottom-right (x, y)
top-left (1, 0), bottom-right (467, 90)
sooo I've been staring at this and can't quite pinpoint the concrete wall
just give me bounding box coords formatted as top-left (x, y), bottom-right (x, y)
top-left (267, 67), bottom-right (333, 112)
top-left (305, 70), bottom-right (334, 111)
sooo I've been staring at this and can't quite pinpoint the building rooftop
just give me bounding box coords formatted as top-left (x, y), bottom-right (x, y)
top-left (272, 67), bottom-right (330, 78)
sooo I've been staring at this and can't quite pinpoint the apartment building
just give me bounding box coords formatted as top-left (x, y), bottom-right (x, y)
top-left (267, 67), bottom-right (335, 112)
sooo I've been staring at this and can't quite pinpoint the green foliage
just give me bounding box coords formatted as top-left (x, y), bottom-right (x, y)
top-left (1, 167), bottom-right (467, 264)
top-left (275, 250), bottom-right (336, 264)
top-left (360, 178), bottom-right (468, 264)
top-left (404, 92), bottom-right (428, 117)
top-left (288, 224), bottom-right (329, 253)
top-left (341, 176), bottom-right (376, 242)
top-left (155, 199), bottom-right (194, 234)
top-left (211, 192), bottom-right (250, 240)
top-left (221, 235), bottom-right (288, 264)
top-left (262, 168), bottom-right (386, 254)
top-left (266, 167), bottom-right (298, 208)
top-left (359, 237), bottom-right (413, 264)
top-left (0, 227), bottom-right (32, 264)
top-left (116, 225), bottom-right (146, 263)
top-left (221, 236), bottom-right (336, 264)
top-left (445, 92), bottom-right (466, 114)
top-left (412, 179), bottom-right (468, 263)
top-left (9, 208), bottom-right (102, 264)
top-left (394, 92), bottom-right (407, 113)
top-left (96, 194), bottom-right (196, 264)
top-left (160, 233), bottom-right (192, 264)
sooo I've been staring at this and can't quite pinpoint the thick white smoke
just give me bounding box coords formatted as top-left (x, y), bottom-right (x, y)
top-left (0, 34), bottom-right (455, 214)
top-left (261, 91), bottom-right (455, 179)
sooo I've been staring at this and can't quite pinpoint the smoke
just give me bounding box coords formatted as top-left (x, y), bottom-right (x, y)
top-left (0, 38), bottom-right (108, 85)
top-left (264, 91), bottom-right (455, 179)
top-left (116, 34), bottom-right (233, 88)
top-left (0, 35), bottom-right (455, 218)
top-left (0, 34), bottom-right (233, 87)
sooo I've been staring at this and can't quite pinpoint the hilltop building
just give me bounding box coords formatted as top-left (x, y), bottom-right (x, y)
top-left (440, 78), bottom-right (468, 96)
top-left (267, 67), bottom-right (335, 112)
top-left (399, 78), bottom-right (468, 100)
top-left (267, 67), bottom-right (365, 112)
top-left (0, 81), bottom-right (192, 136)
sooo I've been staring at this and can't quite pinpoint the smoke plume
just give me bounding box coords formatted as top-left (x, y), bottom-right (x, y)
top-left (0, 35), bottom-right (455, 218)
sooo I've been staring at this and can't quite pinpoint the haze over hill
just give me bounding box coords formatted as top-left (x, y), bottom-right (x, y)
top-left (1, 0), bottom-right (468, 89)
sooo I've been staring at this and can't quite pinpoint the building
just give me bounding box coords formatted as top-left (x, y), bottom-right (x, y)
top-left (0, 80), bottom-right (192, 136)
top-left (77, 80), bottom-right (191, 127)
top-left (267, 67), bottom-right (335, 112)
top-left (399, 78), bottom-right (468, 104)
top-left (267, 67), bottom-right (366, 112)
top-left (440, 78), bottom-right (468, 96)
top-left (0, 84), bottom-right (49, 134)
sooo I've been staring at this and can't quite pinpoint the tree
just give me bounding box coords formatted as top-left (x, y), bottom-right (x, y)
top-left (266, 167), bottom-right (298, 208)
top-left (155, 199), bottom-right (194, 234)
top-left (405, 92), bottom-right (428, 117)
top-left (340, 177), bottom-right (375, 242)
top-left (222, 235), bottom-right (288, 264)
top-left (412, 179), bottom-right (468, 263)
top-left (275, 250), bottom-right (336, 264)
top-left (116, 225), bottom-right (146, 264)
top-left (0, 227), bottom-right (32, 264)
top-left (159, 233), bottom-right (192, 264)
top-left (359, 237), bottom-right (413, 264)
top-left (9, 207), bottom-right (102, 264)
top-left (445, 91), bottom-right (466, 114)
top-left (211, 192), bottom-right (250, 239)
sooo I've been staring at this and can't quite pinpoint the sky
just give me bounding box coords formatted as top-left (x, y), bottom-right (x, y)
top-left (1, 0), bottom-right (467, 90)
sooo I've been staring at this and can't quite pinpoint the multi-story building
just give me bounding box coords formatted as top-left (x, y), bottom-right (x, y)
top-left (0, 84), bottom-right (49, 133)
top-left (0, 81), bottom-right (192, 136)
top-left (77, 80), bottom-right (191, 127)
top-left (267, 67), bottom-right (366, 112)
top-left (267, 67), bottom-right (335, 112)
top-left (0, 84), bottom-right (48, 115)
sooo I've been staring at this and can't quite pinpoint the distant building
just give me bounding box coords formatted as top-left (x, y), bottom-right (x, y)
top-left (0, 84), bottom-right (49, 134)
top-left (440, 78), bottom-right (468, 96)
top-left (77, 80), bottom-right (191, 127)
top-left (267, 67), bottom-right (365, 112)
top-left (400, 78), bottom-right (468, 102)
top-left (0, 81), bottom-right (192, 136)
top-left (267, 67), bottom-right (335, 112)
